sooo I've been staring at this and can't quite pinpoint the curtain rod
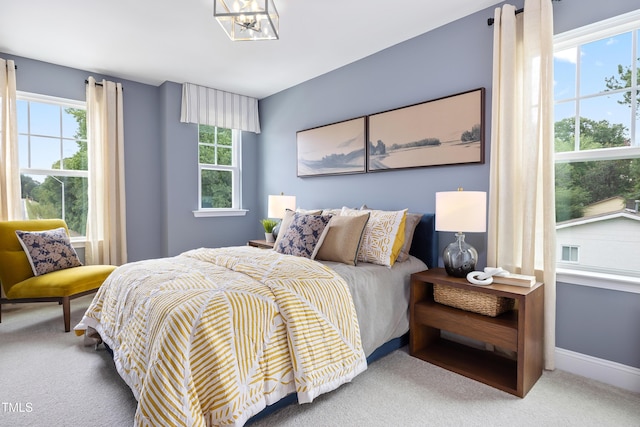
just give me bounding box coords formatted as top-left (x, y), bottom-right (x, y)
top-left (84, 79), bottom-right (124, 91)
top-left (487, 0), bottom-right (561, 26)
top-left (487, 8), bottom-right (523, 26)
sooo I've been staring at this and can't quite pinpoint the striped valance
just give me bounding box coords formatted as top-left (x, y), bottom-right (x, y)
top-left (180, 83), bottom-right (261, 134)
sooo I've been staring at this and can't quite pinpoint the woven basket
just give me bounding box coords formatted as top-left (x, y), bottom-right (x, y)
top-left (433, 284), bottom-right (514, 317)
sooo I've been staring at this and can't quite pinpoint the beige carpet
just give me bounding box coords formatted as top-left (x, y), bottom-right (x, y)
top-left (1, 296), bottom-right (638, 427)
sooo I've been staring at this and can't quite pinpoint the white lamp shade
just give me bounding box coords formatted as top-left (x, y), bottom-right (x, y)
top-left (267, 194), bottom-right (296, 219)
top-left (435, 191), bottom-right (487, 233)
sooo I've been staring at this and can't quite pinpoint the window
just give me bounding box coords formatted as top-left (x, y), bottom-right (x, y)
top-left (17, 93), bottom-right (88, 239)
top-left (561, 245), bottom-right (579, 262)
top-left (554, 10), bottom-right (640, 282)
top-left (195, 125), bottom-right (244, 216)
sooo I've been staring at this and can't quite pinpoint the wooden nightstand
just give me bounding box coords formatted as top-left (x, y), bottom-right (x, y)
top-left (247, 239), bottom-right (275, 249)
top-left (410, 268), bottom-right (544, 397)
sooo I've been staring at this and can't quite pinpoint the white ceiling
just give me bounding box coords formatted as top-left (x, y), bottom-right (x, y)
top-left (0, 0), bottom-right (503, 99)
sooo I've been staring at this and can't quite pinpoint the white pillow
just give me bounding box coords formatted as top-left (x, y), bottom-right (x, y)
top-left (340, 207), bottom-right (407, 267)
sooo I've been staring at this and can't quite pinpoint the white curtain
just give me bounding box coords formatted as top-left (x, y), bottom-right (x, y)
top-left (85, 77), bottom-right (127, 266)
top-left (180, 83), bottom-right (261, 133)
top-left (488, 0), bottom-right (556, 369)
top-left (0, 58), bottom-right (21, 221)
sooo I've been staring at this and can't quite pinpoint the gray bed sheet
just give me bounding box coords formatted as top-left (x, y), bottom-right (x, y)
top-left (319, 256), bottom-right (428, 357)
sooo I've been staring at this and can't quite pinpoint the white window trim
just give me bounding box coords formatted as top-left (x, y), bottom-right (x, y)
top-left (555, 146), bottom-right (640, 163)
top-left (17, 91), bottom-right (89, 233)
top-left (193, 127), bottom-right (247, 217)
top-left (554, 9), bottom-right (640, 50)
top-left (20, 168), bottom-right (88, 178)
top-left (553, 9), bottom-right (640, 291)
top-left (557, 269), bottom-right (640, 294)
top-left (17, 92), bottom-right (87, 178)
top-left (17, 91), bottom-right (85, 109)
top-left (193, 208), bottom-right (248, 217)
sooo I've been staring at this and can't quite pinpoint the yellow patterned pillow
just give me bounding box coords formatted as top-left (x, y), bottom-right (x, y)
top-left (340, 207), bottom-right (407, 267)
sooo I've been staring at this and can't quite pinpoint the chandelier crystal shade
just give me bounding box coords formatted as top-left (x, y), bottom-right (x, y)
top-left (214, 0), bottom-right (279, 41)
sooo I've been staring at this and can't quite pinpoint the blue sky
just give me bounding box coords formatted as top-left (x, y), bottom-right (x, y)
top-left (554, 29), bottom-right (639, 145)
top-left (17, 99), bottom-right (84, 175)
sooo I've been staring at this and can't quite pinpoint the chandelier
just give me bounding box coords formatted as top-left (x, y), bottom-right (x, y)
top-left (214, 0), bottom-right (279, 41)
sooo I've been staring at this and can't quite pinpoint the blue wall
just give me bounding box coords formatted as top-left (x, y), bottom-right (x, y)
top-left (1, 55), bottom-right (261, 261)
top-left (3, 54), bottom-right (166, 262)
top-left (256, 0), bottom-right (640, 369)
top-left (158, 81), bottom-right (261, 256)
top-left (257, 12), bottom-right (494, 265)
top-left (2, 0), bottom-right (639, 369)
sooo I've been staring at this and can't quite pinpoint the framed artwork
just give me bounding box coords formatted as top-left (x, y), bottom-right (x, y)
top-left (296, 116), bottom-right (367, 177)
top-left (367, 88), bottom-right (485, 172)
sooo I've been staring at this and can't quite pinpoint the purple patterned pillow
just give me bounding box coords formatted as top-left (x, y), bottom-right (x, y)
top-left (15, 227), bottom-right (82, 276)
top-left (275, 213), bottom-right (331, 258)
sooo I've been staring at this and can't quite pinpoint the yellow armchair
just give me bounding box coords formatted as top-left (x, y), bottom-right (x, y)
top-left (0, 219), bottom-right (116, 332)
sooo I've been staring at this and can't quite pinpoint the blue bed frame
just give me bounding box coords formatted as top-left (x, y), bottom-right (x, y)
top-left (247, 213), bottom-right (438, 424)
top-left (408, 213), bottom-right (438, 270)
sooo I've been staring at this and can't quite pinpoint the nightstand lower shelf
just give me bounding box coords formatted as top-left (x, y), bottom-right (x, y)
top-left (413, 338), bottom-right (518, 394)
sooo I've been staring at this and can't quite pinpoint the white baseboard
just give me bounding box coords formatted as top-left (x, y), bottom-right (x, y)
top-left (555, 347), bottom-right (640, 393)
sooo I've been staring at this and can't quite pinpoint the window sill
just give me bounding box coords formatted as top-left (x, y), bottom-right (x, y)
top-left (70, 238), bottom-right (86, 247)
top-left (193, 209), bottom-right (248, 218)
top-left (556, 268), bottom-right (640, 294)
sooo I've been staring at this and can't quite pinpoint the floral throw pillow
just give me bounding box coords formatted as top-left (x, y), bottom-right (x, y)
top-left (15, 227), bottom-right (82, 276)
top-left (275, 213), bottom-right (332, 259)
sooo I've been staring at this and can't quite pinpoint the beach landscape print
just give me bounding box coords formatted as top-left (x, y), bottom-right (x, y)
top-left (297, 117), bottom-right (366, 177)
top-left (368, 88), bottom-right (485, 171)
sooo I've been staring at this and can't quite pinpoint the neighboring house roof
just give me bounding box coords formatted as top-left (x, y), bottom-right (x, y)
top-left (557, 209), bottom-right (640, 230)
top-left (583, 196), bottom-right (626, 217)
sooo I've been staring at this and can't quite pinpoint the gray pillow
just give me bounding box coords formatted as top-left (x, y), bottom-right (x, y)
top-left (396, 213), bottom-right (423, 262)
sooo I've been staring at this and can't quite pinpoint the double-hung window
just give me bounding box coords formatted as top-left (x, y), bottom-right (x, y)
top-left (194, 124), bottom-right (244, 216)
top-left (561, 245), bottom-right (579, 263)
top-left (17, 93), bottom-right (88, 239)
top-left (554, 10), bottom-right (640, 285)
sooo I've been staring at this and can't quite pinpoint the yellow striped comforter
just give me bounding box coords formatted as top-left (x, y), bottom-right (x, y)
top-left (75, 246), bottom-right (366, 426)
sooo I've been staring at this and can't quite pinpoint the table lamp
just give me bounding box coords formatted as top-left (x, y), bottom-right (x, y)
top-left (268, 193), bottom-right (296, 239)
top-left (435, 189), bottom-right (487, 277)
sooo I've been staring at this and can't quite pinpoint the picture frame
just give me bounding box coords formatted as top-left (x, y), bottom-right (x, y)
top-left (367, 88), bottom-right (485, 172)
top-left (296, 116), bottom-right (367, 177)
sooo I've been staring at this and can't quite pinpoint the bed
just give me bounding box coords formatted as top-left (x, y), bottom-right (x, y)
top-left (75, 211), bottom-right (437, 427)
